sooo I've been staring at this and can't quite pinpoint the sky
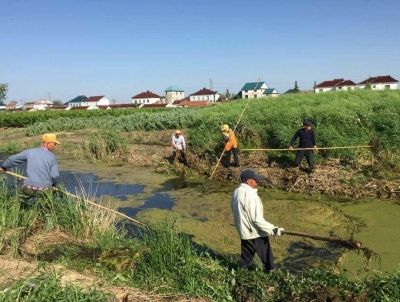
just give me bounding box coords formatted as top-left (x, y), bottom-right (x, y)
top-left (1, 0), bottom-right (399, 103)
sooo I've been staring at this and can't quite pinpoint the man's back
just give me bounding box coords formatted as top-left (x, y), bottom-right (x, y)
top-left (2, 147), bottom-right (59, 188)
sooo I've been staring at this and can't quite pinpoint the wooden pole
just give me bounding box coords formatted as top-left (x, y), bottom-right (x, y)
top-left (283, 230), bottom-right (362, 249)
top-left (3, 170), bottom-right (147, 227)
top-left (242, 145), bottom-right (372, 152)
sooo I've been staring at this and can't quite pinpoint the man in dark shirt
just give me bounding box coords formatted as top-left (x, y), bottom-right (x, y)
top-left (289, 121), bottom-right (317, 171)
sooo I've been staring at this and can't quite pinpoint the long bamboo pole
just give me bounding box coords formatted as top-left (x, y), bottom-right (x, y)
top-left (242, 145), bottom-right (372, 152)
top-left (3, 170), bottom-right (147, 227)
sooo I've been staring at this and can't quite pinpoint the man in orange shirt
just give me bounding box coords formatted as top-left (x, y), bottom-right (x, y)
top-left (221, 124), bottom-right (240, 168)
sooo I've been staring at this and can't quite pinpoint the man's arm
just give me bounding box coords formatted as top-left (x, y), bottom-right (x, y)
top-left (311, 131), bottom-right (316, 147)
top-left (289, 130), bottom-right (300, 147)
top-left (50, 158), bottom-right (60, 186)
top-left (1, 151), bottom-right (28, 170)
top-left (171, 136), bottom-right (178, 150)
top-left (181, 136), bottom-right (186, 151)
top-left (248, 195), bottom-right (276, 235)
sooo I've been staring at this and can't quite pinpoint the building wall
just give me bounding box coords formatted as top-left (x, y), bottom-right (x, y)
top-left (189, 94), bottom-right (220, 102)
top-left (132, 97), bottom-right (161, 104)
top-left (97, 97), bottom-right (111, 106)
top-left (357, 83), bottom-right (398, 90)
top-left (241, 83), bottom-right (268, 99)
top-left (314, 87), bottom-right (333, 93)
top-left (166, 91), bottom-right (185, 104)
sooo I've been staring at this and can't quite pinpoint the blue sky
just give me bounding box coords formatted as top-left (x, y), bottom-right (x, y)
top-left (1, 0), bottom-right (399, 103)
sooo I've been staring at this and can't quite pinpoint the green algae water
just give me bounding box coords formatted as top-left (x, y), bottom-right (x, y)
top-left (56, 157), bottom-right (400, 276)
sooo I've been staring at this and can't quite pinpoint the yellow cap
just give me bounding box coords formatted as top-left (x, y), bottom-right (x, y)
top-left (42, 133), bottom-right (60, 144)
top-left (175, 129), bottom-right (181, 134)
top-left (221, 124), bottom-right (229, 132)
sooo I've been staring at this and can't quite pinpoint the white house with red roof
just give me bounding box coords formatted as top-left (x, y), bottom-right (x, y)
top-left (314, 79), bottom-right (356, 93)
top-left (357, 75), bottom-right (398, 90)
top-left (189, 88), bottom-right (220, 102)
top-left (132, 90), bottom-right (161, 105)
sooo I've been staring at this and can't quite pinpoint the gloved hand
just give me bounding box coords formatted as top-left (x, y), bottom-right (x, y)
top-left (273, 227), bottom-right (285, 236)
top-left (313, 145), bottom-right (318, 153)
top-left (0, 167), bottom-right (6, 173)
top-left (288, 146), bottom-right (293, 150)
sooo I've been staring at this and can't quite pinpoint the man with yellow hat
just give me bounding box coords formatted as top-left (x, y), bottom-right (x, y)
top-left (221, 124), bottom-right (239, 168)
top-left (1, 133), bottom-right (60, 193)
top-left (171, 129), bottom-right (188, 165)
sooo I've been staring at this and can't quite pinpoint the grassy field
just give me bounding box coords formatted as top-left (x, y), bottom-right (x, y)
top-left (0, 176), bottom-right (399, 301)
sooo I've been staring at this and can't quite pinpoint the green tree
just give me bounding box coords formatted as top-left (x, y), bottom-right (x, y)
top-left (293, 80), bottom-right (300, 92)
top-left (0, 83), bottom-right (8, 106)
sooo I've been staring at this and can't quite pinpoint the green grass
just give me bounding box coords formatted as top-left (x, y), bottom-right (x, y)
top-left (1, 177), bottom-right (400, 301)
top-left (0, 274), bottom-right (109, 301)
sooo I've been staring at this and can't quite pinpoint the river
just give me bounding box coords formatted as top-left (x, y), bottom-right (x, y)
top-left (2, 155), bottom-right (399, 277)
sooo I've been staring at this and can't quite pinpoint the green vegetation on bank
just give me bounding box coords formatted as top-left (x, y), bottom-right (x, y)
top-left (19, 91), bottom-right (400, 160)
top-left (0, 275), bottom-right (109, 302)
top-left (0, 107), bottom-right (168, 128)
top-left (1, 176), bottom-right (400, 301)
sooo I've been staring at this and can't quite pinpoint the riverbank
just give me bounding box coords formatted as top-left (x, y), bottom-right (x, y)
top-left (1, 127), bottom-right (399, 199)
top-left (0, 175), bottom-right (399, 301)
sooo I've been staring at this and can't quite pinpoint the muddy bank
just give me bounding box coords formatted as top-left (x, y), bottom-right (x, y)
top-left (1, 128), bottom-right (399, 199)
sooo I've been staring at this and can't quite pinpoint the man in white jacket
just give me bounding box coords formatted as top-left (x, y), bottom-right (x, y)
top-left (231, 169), bottom-right (285, 272)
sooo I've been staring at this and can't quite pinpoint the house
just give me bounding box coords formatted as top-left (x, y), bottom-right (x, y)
top-left (189, 88), bottom-right (220, 102)
top-left (5, 101), bottom-right (23, 111)
top-left (357, 75), bottom-right (398, 90)
top-left (314, 79), bottom-right (356, 93)
top-left (132, 91), bottom-right (161, 105)
top-left (165, 86), bottom-right (185, 104)
top-left (263, 88), bottom-right (279, 97)
top-left (240, 82), bottom-right (269, 99)
top-left (66, 95), bottom-right (110, 108)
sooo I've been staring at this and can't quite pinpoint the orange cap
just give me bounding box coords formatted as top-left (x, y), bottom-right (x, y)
top-left (41, 133), bottom-right (60, 144)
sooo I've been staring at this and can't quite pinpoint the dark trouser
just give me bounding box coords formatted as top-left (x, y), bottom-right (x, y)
top-left (173, 149), bottom-right (188, 165)
top-left (294, 150), bottom-right (314, 169)
top-left (224, 148), bottom-right (240, 168)
top-left (239, 236), bottom-right (275, 272)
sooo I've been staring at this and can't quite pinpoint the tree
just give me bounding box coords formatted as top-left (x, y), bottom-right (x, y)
top-left (52, 99), bottom-right (64, 106)
top-left (293, 80), bottom-right (300, 92)
top-left (0, 83), bottom-right (8, 106)
top-left (225, 89), bottom-right (231, 100)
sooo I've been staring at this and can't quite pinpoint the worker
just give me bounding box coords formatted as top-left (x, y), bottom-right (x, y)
top-left (221, 124), bottom-right (239, 168)
top-left (0, 133), bottom-right (60, 204)
top-left (289, 120), bottom-right (317, 172)
top-left (171, 129), bottom-right (188, 165)
top-left (231, 169), bottom-right (285, 272)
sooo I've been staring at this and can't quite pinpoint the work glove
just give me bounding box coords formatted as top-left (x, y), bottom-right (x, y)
top-left (0, 167), bottom-right (6, 173)
top-left (313, 145), bottom-right (318, 153)
top-left (288, 146), bottom-right (293, 150)
top-left (273, 227), bottom-right (285, 236)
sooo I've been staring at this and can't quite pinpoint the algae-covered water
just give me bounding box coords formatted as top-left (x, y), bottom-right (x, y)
top-left (3, 155), bottom-right (399, 277)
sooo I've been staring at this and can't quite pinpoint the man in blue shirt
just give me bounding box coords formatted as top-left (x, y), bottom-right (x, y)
top-left (1, 133), bottom-right (60, 197)
top-left (289, 121), bottom-right (317, 172)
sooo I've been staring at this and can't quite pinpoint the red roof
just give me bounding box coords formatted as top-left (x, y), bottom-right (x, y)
top-left (315, 78), bottom-right (356, 88)
top-left (87, 96), bottom-right (105, 103)
top-left (358, 75), bottom-right (398, 85)
top-left (141, 103), bottom-right (167, 108)
top-left (335, 80), bottom-right (356, 87)
top-left (98, 104), bottom-right (136, 109)
top-left (132, 91), bottom-right (161, 99)
top-left (178, 101), bottom-right (209, 107)
top-left (190, 88), bottom-right (217, 96)
top-left (172, 97), bottom-right (189, 105)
